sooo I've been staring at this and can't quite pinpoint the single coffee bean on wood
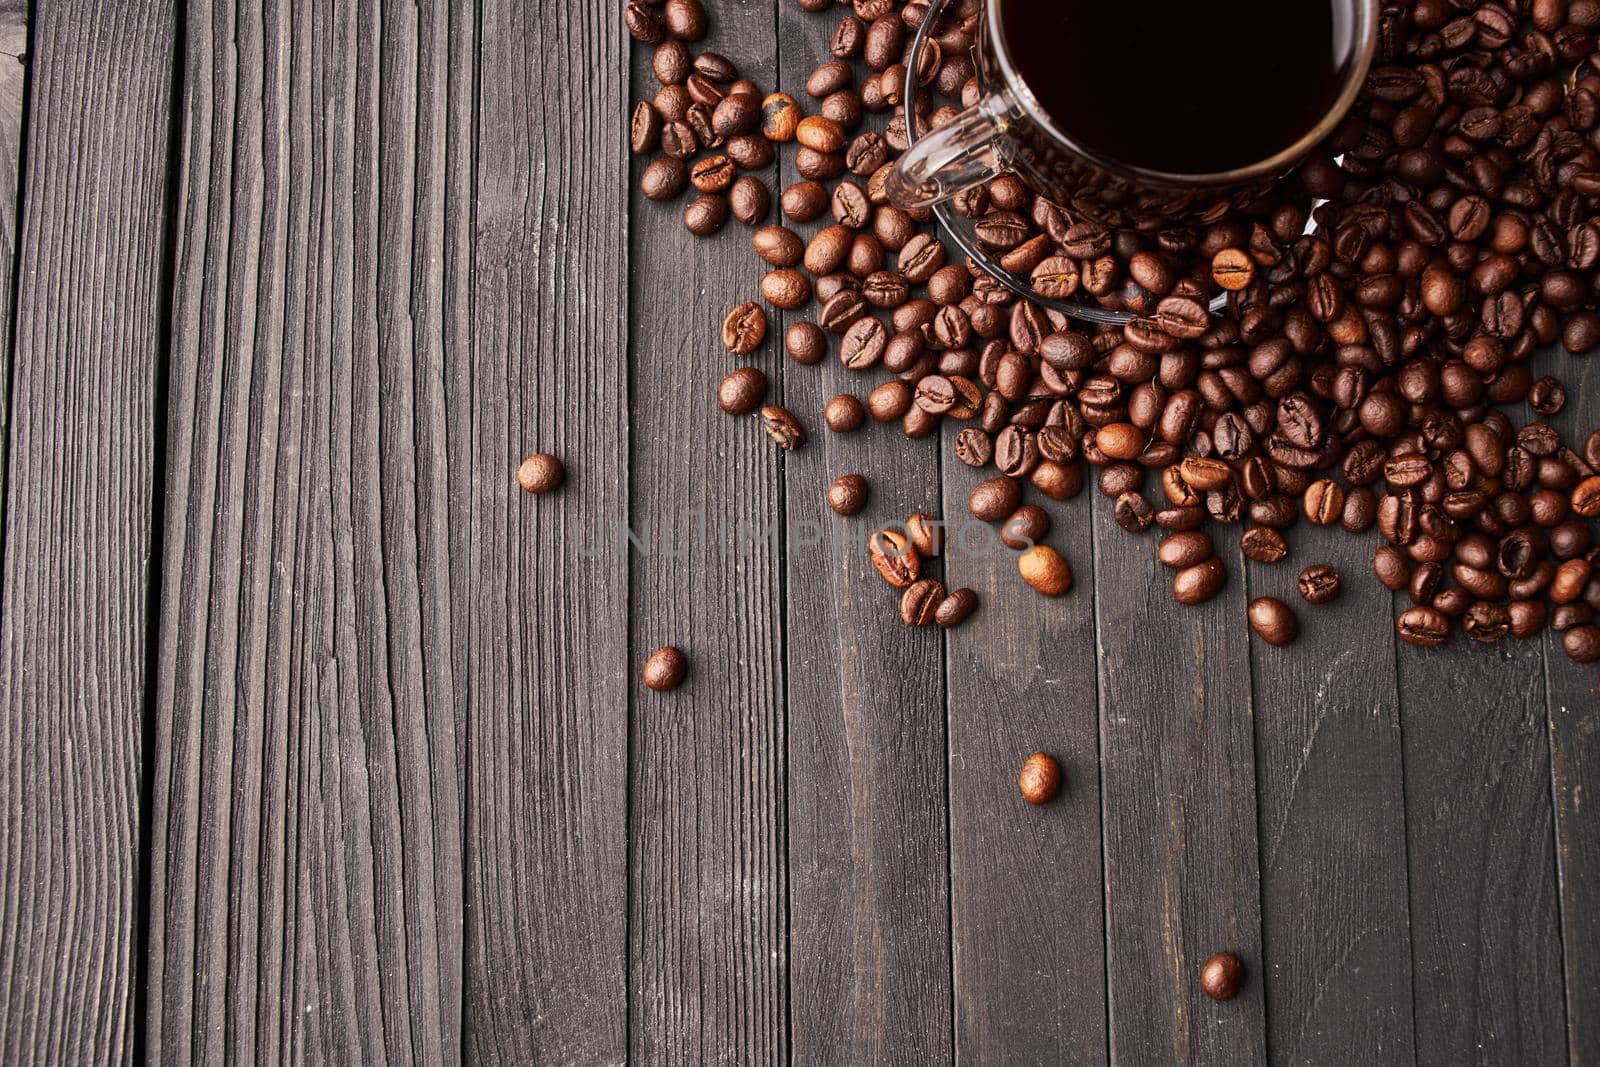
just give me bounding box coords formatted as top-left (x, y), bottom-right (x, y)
top-left (517, 453), bottom-right (564, 494)
top-left (1018, 752), bottom-right (1063, 805)
top-left (642, 646), bottom-right (688, 692)
top-left (1200, 952), bottom-right (1245, 1001)
top-left (1248, 597), bottom-right (1299, 647)
top-left (827, 473), bottom-right (868, 516)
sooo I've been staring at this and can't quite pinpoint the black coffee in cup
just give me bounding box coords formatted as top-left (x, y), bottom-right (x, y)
top-left (996, 0), bottom-right (1360, 175)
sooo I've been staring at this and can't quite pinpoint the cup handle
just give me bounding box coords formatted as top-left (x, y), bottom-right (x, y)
top-left (885, 90), bottom-right (1022, 209)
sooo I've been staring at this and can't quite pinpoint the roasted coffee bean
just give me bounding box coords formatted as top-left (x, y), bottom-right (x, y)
top-left (759, 404), bottom-right (805, 450)
top-left (1297, 564), bottom-right (1341, 605)
top-left (827, 473), bottom-right (868, 517)
top-left (1018, 752), bottom-right (1063, 804)
top-left (781, 180), bottom-right (829, 222)
top-left (970, 475), bottom-right (1022, 522)
top-left (1303, 478), bottom-right (1345, 525)
top-left (1564, 625), bottom-right (1600, 663)
top-left (516, 452), bottom-right (564, 494)
top-left (900, 577), bottom-right (945, 627)
top-left (729, 176), bottom-right (770, 225)
top-left (1001, 504), bottom-right (1051, 550)
top-left (683, 192), bottom-right (728, 236)
top-left (760, 268), bottom-right (811, 310)
top-left (868, 379), bottom-right (913, 422)
top-left (954, 427), bottom-right (994, 468)
top-left (869, 527), bottom-right (921, 588)
top-left (722, 301), bottom-right (767, 355)
top-left (1374, 545), bottom-right (1411, 591)
top-left (1173, 557), bottom-right (1226, 605)
top-left (1200, 953), bottom-right (1244, 1002)
top-left (1112, 492), bottom-right (1154, 533)
top-left (935, 588), bottom-right (979, 629)
top-left (785, 321), bottom-right (827, 365)
top-left (824, 394), bottom-right (865, 434)
top-left (642, 646), bottom-right (688, 692)
top-left (640, 157), bottom-right (688, 201)
top-left (1240, 526), bottom-right (1288, 564)
top-left (905, 513), bottom-right (943, 558)
top-left (1158, 530), bottom-right (1213, 569)
top-left (1397, 606), bottom-right (1450, 648)
top-left (717, 366), bottom-right (767, 415)
top-left (1019, 545), bottom-right (1073, 597)
top-left (1248, 597), bottom-right (1299, 646)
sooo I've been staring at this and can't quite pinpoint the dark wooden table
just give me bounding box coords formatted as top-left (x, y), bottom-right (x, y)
top-left (1, 1), bottom-right (1597, 1063)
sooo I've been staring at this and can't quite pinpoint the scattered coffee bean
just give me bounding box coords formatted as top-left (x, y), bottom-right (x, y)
top-left (1200, 953), bottom-right (1244, 1002)
top-left (717, 366), bottom-right (767, 415)
top-left (1158, 531), bottom-right (1213, 570)
top-left (1018, 752), bottom-right (1063, 805)
top-left (1173, 557), bottom-right (1226, 605)
top-left (900, 578), bottom-right (946, 627)
top-left (1248, 597), bottom-right (1298, 647)
top-left (970, 475), bottom-right (1022, 522)
top-left (869, 527), bottom-right (921, 588)
top-left (1297, 564), bottom-right (1341, 606)
top-left (642, 646), bottom-right (688, 692)
top-left (936, 587), bottom-right (979, 629)
top-left (516, 452), bottom-right (564, 494)
top-left (1018, 545), bottom-right (1072, 597)
top-left (824, 393), bottom-right (866, 433)
top-left (906, 512), bottom-right (944, 557)
top-left (828, 474), bottom-right (868, 516)
top-left (1239, 527), bottom-right (1287, 564)
top-left (683, 192), bottom-right (728, 236)
top-left (759, 404), bottom-right (805, 450)
top-left (1001, 504), bottom-right (1051, 550)
top-left (722, 301), bottom-right (767, 355)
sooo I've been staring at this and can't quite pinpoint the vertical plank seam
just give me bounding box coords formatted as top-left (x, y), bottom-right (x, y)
top-left (772, 0), bottom-right (793, 1061)
top-left (134, 1), bottom-right (185, 1060)
top-left (1390, 585), bottom-right (1422, 1067)
top-left (1088, 487), bottom-right (1111, 1067)
top-left (459, 0), bottom-right (483, 1058)
top-left (1239, 553), bottom-right (1272, 1062)
top-left (622, 0), bottom-right (639, 1057)
top-left (1538, 632), bottom-right (1576, 1066)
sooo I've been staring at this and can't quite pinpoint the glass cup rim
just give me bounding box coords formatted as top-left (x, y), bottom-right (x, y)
top-left (983, 0), bottom-right (1382, 189)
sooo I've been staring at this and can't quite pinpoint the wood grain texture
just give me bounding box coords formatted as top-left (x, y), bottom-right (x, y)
top-left (1243, 525), bottom-right (1415, 1064)
top-left (1091, 499), bottom-right (1267, 1064)
top-left (777, 7), bottom-right (953, 1065)
top-left (628, 4), bottom-right (786, 1063)
top-left (0, 1), bottom-right (172, 1061)
top-left (469, 0), bottom-right (629, 1061)
top-left (148, 0), bottom-right (470, 1061)
top-left (1396, 634), bottom-right (1565, 1062)
top-left (940, 462), bottom-right (1107, 1065)
top-left (1537, 341), bottom-right (1600, 1063)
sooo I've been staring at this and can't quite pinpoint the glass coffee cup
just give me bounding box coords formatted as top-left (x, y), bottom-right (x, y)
top-left (888, 0), bottom-right (1381, 322)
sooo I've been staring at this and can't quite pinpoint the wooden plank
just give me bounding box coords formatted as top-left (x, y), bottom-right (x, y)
top-left (1397, 628), bottom-right (1565, 1060)
top-left (776, 8), bottom-right (953, 1065)
top-left (1243, 524), bottom-right (1415, 1062)
top-left (147, 0), bottom-right (469, 1060)
top-left (467, 0), bottom-right (630, 1061)
top-left (941, 458), bottom-right (1107, 1064)
top-left (0, 1), bottom-right (172, 1061)
top-left (1092, 496), bottom-right (1268, 1063)
top-left (1537, 343), bottom-right (1600, 1062)
top-left (627, 4), bottom-right (787, 1063)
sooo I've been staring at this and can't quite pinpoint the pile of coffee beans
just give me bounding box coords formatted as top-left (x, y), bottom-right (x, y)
top-left (630, 0), bottom-right (1600, 688)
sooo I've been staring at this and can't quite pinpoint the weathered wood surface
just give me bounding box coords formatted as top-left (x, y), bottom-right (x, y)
top-left (0, 2), bottom-right (1597, 1064)
top-left (470, 0), bottom-right (630, 1061)
top-left (149, 0), bottom-right (472, 1061)
top-left (777, 7), bottom-right (954, 1066)
top-left (1090, 498), bottom-right (1268, 1064)
top-left (1245, 522), bottom-right (1415, 1063)
top-left (628, 4), bottom-right (786, 1063)
top-left (0, 2), bottom-right (170, 1062)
